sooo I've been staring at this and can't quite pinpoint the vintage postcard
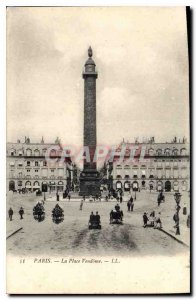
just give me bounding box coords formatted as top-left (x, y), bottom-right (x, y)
top-left (6, 6), bottom-right (190, 294)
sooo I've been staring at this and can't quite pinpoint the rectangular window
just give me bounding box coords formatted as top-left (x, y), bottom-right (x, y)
top-left (35, 161), bottom-right (39, 167)
top-left (27, 169), bottom-right (30, 173)
top-left (27, 161), bottom-right (30, 166)
top-left (165, 169), bottom-right (170, 178)
top-left (173, 169), bottom-right (178, 178)
top-left (157, 169), bottom-right (162, 178)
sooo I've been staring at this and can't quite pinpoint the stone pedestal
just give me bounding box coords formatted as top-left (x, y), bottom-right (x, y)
top-left (79, 169), bottom-right (101, 196)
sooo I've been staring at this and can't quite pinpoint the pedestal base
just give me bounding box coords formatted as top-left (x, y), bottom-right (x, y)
top-left (79, 169), bottom-right (101, 196)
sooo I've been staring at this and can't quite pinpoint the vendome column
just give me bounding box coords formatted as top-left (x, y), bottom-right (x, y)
top-left (79, 47), bottom-right (101, 196)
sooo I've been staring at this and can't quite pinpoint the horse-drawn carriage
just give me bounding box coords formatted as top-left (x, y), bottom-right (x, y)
top-left (33, 202), bottom-right (45, 222)
top-left (110, 206), bottom-right (123, 224)
top-left (88, 213), bottom-right (101, 229)
top-left (52, 204), bottom-right (64, 224)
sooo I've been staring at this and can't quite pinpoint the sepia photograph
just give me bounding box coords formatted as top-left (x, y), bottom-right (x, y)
top-left (6, 6), bottom-right (190, 294)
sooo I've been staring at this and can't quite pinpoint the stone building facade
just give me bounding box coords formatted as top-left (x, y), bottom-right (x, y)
top-left (6, 137), bottom-right (72, 193)
top-left (107, 138), bottom-right (190, 193)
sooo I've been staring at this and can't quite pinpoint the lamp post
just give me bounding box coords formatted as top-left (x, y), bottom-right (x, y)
top-left (174, 192), bottom-right (182, 235)
top-left (134, 189), bottom-right (137, 200)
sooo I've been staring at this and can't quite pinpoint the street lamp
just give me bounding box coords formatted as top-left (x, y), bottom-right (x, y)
top-left (174, 192), bottom-right (182, 212)
top-left (134, 189), bottom-right (137, 200)
top-left (174, 192), bottom-right (182, 235)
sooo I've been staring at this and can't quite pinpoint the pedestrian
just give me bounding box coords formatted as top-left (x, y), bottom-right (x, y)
top-left (143, 212), bottom-right (148, 228)
top-left (56, 193), bottom-right (59, 201)
top-left (127, 200), bottom-right (131, 212)
top-left (157, 195), bottom-right (161, 207)
top-left (68, 194), bottom-right (71, 201)
top-left (175, 220), bottom-right (180, 235)
top-left (83, 195), bottom-right (85, 202)
top-left (173, 212), bottom-right (180, 234)
top-left (173, 212), bottom-right (178, 226)
top-left (149, 211), bottom-right (155, 226)
top-left (183, 203), bottom-right (187, 215)
top-left (187, 214), bottom-right (190, 228)
top-left (130, 196), bottom-right (133, 203)
top-left (154, 212), bottom-right (162, 229)
top-left (131, 201), bottom-right (134, 212)
top-left (120, 196), bottom-right (123, 203)
top-left (8, 207), bottom-right (13, 221)
top-left (80, 200), bottom-right (83, 210)
top-left (19, 207), bottom-right (24, 219)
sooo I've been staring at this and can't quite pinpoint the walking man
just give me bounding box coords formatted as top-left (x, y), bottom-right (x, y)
top-left (8, 207), bottom-right (13, 221)
top-left (80, 200), bottom-right (84, 210)
top-left (143, 212), bottom-right (148, 228)
top-left (127, 200), bottom-right (131, 212)
top-left (19, 207), bottom-right (24, 219)
top-left (131, 201), bottom-right (134, 212)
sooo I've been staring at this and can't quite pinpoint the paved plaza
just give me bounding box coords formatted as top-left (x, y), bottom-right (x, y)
top-left (7, 190), bottom-right (190, 257)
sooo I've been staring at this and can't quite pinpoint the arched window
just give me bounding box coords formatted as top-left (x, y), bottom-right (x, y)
top-left (10, 149), bottom-right (15, 156)
top-left (116, 181), bottom-right (122, 190)
top-left (148, 148), bottom-right (154, 156)
top-left (124, 181), bottom-right (130, 191)
top-left (26, 149), bottom-right (32, 156)
top-left (165, 180), bottom-right (171, 192)
top-left (9, 180), bottom-right (15, 191)
top-left (18, 150), bottom-right (23, 156)
top-left (116, 175), bottom-right (122, 179)
top-left (173, 181), bottom-right (179, 191)
top-left (173, 149), bottom-right (178, 156)
top-left (149, 181), bottom-right (154, 190)
top-left (157, 181), bottom-right (163, 191)
top-left (180, 148), bottom-right (186, 155)
top-left (42, 148), bottom-right (47, 156)
top-left (25, 181), bottom-right (31, 189)
top-left (34, 149), bottom-right (40, 156)
top-left (156, 149), bottom-right (162, 156)
top-left (50, 149), bottom-right (56, 157)
top-left (18, 180), bottom-right (22, 186)
top-left (164, 148), bottom-right (170, 156)
top-left (182, 181), bottom-right (187, 191)
top-left (132, 181), bottom-right (138, 191)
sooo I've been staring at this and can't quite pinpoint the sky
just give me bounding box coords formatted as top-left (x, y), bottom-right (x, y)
top-left (7, 7), bottom-right (189, 146)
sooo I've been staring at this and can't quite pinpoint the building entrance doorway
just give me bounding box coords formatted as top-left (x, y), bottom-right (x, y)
top-left (9, 180), bottom-right (15, 191)
top-left (165, 181), bottom-right (171, 192)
